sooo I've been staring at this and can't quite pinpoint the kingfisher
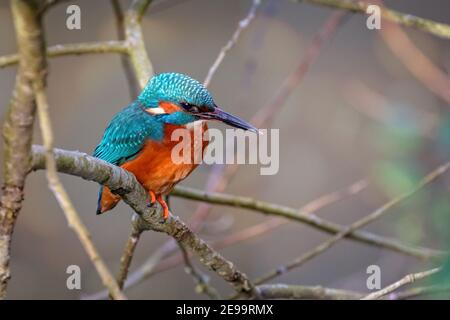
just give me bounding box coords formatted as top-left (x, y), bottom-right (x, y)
top-left (93, 72), bottom-right (258, 219)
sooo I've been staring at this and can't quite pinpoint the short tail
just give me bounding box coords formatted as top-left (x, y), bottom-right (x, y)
top-left (96, 186), bottom-right (104, 215)
top-left (96, 185), bottom-right (121, 215)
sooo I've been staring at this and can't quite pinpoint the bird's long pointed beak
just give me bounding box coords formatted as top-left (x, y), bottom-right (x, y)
top-left (199, 107), bottom-right (259, 133)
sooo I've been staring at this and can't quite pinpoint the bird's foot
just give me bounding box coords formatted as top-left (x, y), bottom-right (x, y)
top-left (147, 190), bottom-right (157, 208)
top-left (156, 194), bottom-right (170, 222)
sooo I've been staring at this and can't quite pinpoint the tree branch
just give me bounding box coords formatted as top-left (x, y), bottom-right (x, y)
top-left (124, 0), bottom-right (154, 89)
top-left (31, 146), bottom-right (258, 298)
top-left (257, 284), bottom-right (362, 299)
top-left (28, 1), bottom-right (127, 300)
top-left (116, 225), bottom-right (143, 290)
top-left (111, 0), bottom-right (140, 99)
top-left (203, 0), bottom-right (261, 87)
top-left (33, 147), bottom-right (444, 300)
top-left (171, 186), bottom-right (443, 260)
top-left (297, 0), bottom-right (450, 39)
top-left (249, 162), bottom-right (449, 287)
top-left (0, 0), bottom-right (46, 299)
top-left (390, 284), bottom-right (450, 300)
top-left (34, 88), bottom-right (127, 300)
top-left (376, 0), bottom-right (450, 104)
top-left (177, 242), bottom-right (221, 299)
top-left (362, 267), bottom-right (441, 300)
top-left (0, 40), bottom-right (128, 68)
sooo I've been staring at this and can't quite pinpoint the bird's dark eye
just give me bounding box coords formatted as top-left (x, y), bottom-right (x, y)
top-left (181, 102), bottom-right (199, 113)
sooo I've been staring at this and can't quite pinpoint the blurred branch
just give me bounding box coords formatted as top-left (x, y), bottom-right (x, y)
top-left (252, 9), bottom-right (348, 125)
top-left (116, 225), bottom-right (143, 290)
top-left (111, 0), bottom-right (140, 98)
top-left (178, 242), bottom-right (221, 299)
top-left (40, 0), bottom-right (69, 12)
top-left (203, 0), bottom-right (261, 87)
top-left (124, 0), bottom-right (154, 89)
top-left (31, 146), bottom-right (258, 298)
top-left (0, 0), bottom-right (46, 299)
top-left (343, 79), bottom-right (439, 138)
top-left (257, 284), bottom-right (362, 299)
top-left (390, 284), bottom-right (450, 300)
top-left (297, 0), bottom-right (450, 39)
top-left (171, 186), bottom-right (443, 260)
top-left (28, 1), bottom-right (127, 300)
top-left (246, 162), bottom-right (450, 290)
top-left (376, 0), bottom-right (450, 104)
top-left (34, 82), bottom-right (127, 301)
top-left (362, 267), bottom-right (441, 300)
top-left (0, 41), bottom-right (128, 68)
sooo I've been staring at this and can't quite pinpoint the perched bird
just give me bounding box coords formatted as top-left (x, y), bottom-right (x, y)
top-left (93, 72), bottom-right (258, 219)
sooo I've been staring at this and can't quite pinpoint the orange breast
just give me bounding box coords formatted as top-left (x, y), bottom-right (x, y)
top-left (121, 121), bottom-right (209, 195)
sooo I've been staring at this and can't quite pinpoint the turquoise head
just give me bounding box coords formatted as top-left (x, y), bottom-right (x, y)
top-left (137, 73), bottom-right (258, 132)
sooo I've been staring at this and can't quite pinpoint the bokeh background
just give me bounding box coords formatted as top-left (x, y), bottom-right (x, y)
top-left (1, 0), bottom-right (450, 299)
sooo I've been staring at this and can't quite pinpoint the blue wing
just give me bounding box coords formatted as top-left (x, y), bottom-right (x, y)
top-left (93, 102), bottom-right (164, 214)
top-left (93, 102), bottom-right (163, 165)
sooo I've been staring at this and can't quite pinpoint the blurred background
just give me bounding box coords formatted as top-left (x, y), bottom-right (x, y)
top-left (0, 0), bottom-right (449, 299)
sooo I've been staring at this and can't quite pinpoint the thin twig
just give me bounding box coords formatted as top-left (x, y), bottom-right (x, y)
top-left (376, 0), bottom-right (450, 104)
top-left (362, 267), bottom-right (441, 300)
top-left (116, 227), bottom-right (143, 290)
top-left (34, 71), bottom-right (127, 300)
top-left (389, 284), bottom-right (450, 300)
top-left (0, 41), bottom-right (128, 68)
top-left (297, 0), bottom-right (450, 39)
top-left (177, 242), bottom-right (221, 299)
top-left (250, 162), bottom-right (450, 288)
top-left (252, 9), bottom-right (348, 125)
top-left (203, 0), bottom-right (261, 87)
top-left (258, 284), bottom-right (362, 299)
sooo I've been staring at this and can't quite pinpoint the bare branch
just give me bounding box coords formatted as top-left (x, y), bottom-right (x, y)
top-left (171, 186), bottom-right (443, 260)
top-left (257, 284), bottom-right (362, 299)
top-left (390, 284), bottom-right (450, 300)
top-left (35, 88), bottom-right (127, 300)
top-left (116, 226), bottom-right (143, 290)
top-left (250, 162), bottom-right (450, 287)
top-left (376, 1), bottom-right (450, 104)
top-left (31, 146), bottom-right (258, 298)
top-left (0, 41), bottom-right (128, 68)
top-left (29, 6), bottom-right (127, 300)
top-left (297, 0), bottom-right (450, 39)
top-left (124, 0), bottom-right (155, 88)
top-left (203, 0), bottom-right (261, 87)
top-left (178, 242), bottom-right (221, 299)
top-left (362, 268), bottom-right (441, 300)
top-left (0, 0), bottom-right (46, 299)
top-left (111, 0), bottom-right (140, 99)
